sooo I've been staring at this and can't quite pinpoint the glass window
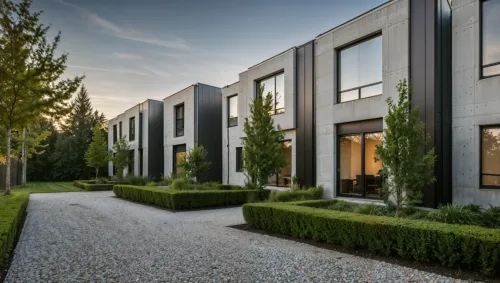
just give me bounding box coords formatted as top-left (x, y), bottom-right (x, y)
top-left (175, 104), bottom-right (184, 137)
top-left (339, 132), bottom-right (383, 198)
top-left (119, 122), bottom-right (123, 138)
top-left (129, 117), bottom-right (135, 141)
top-left (482, 0), bottom-right (500, 78)
top-left (257, 73), bottom-right (285, 115)
top-left (113, 125), bottom-right (117, 144)
top-left (338, 35), bottom-right (382, 102)
top-left (128, 150), bottom-right (134, 176)
top-left (481, 126), bottom-right (500, 188)
top-left (236, 147), bottom-right (243, 172)
top-left (267, 141), bottom-right (292, 187)
top-left (228, 95), bottom-right (238, 127)
top-left (173, 144), bottom-right (186, 175)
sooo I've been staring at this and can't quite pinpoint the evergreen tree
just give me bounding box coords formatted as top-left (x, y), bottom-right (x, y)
top-left (242, 85), bottom-right (285, 190)
top-left (85, 125), bottom-right (108, 178)
top-left (178, 144), bottom-right (211, 181)
top-left (0, 0), bottom-right (83, 194)
top-left (375, 79), bottom-right (436, 217)
top-left (109, 137), bottom-right (130, 179)
top-left (27, 118), bottom-right (58, 181)
top-left (50, 135), bottom-right (81, 181)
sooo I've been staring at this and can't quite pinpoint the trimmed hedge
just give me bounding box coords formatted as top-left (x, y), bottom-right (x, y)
top-left (0, 193), bottom-right (29, 268)
top-left (243, 200), bottom-right (500, 276)
top-left (113, 185), bottom-right (270, 210)
top-left (269, 187), bottom-right (323, 202)
top-left (73, 180), bottom-right (96, 189)
top-left (81, 183), bottom-right (115, 191)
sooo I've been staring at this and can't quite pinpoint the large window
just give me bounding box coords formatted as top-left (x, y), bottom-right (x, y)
top-left (119, 122), bottom-right (123, 138)
top-left (481, 0), bottom-right (500, 78)
top-left (236, 147), bottom-right (243, 172)
top-left (128, 150), bottom-right (134, 175)
top-left (338, 35), bottom-right (382, 102)
top-left (267, 141), bottom-right (292, 187)
top-left (129, 117), bottom-right (135, 141)
top-left (173, 144), bottom-right (186, 175)
top-left (113, 125), bottom-right (117, 144)
top-left (258, 73), bottom-right (285, 115)
top-left (228, 95), bottom-right (238, 127)
top-left (481, 126), bottom-right (500, 188)
top-left (175, 104), bottom-right (184, 137)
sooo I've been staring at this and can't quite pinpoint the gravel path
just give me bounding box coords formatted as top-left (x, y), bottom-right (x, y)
top-left (6, 192), bottom-right (466, 283)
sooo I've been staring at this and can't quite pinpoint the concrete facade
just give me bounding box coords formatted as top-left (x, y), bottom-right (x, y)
top-left (315, 0), bottom-right (409, 198)
top-left (452, 0), bottom-right (500, 206)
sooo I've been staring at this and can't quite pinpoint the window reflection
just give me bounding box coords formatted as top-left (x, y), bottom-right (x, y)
top-left (173, 144), bottom-right (186, 175)
top-left (482, 0), bottom-right (500, 77)
top-left (481, 127), bottom-right (500, 187)
top-left (258, 73), bottom-right (285, 115)
top-left (228, 95), bottom-right (238, 127)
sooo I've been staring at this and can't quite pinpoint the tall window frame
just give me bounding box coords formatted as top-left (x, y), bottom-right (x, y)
top-left (337, 33), bottom-right (383, 103)
top-left (480, 125), bottom-right (500, 189)
top-left (119, 122), bottom-right (123, 138)
top-left (228, 95), bottom-right (238, 127)
top-left (113, 125), bottom-right (117, 144)
top-left (236, 147), bottom-right (243, 172)
top-left (480, 0), bottom-right (500, 78)
top-left (173, 144), bottom-right (186, 175)
top-left (129, 117), bottom-right (135, 141)
top-left (174, 103), bottom-right (184, 137)
top-left (257, 72), bottom-right (285, 115)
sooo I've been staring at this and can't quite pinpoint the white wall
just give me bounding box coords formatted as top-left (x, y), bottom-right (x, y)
top-left (314, 0), bottom-right (409, 198)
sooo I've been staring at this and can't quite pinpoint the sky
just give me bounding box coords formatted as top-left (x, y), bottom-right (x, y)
top-left (32, 0), bottom-right (386, 119)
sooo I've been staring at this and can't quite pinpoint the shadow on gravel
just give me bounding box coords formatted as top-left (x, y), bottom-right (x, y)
top-left (229, 224), bottom-right (499, 283)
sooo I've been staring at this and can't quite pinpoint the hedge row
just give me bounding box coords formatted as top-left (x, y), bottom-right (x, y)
top-left (82, 183), bottom-right (115, 191)
top-left (0, 193), bottom-right (29, 268)
top-left (113, 185), bottom-right (270, 210)
top-left (243, 200), bottom-right (500, 276)
top-left (269, 187), bottom-right (323, 202)
top-left (73, 180), bottom-right (96, 189)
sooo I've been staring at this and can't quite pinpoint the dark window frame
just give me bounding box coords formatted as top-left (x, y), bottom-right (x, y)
top-left (173, 144), bottom-right (186, 175)
top-left (174, 103), bottom-right (185, 137)
top-left (227, 94), bottom-right (238, 127)
top-left (129, 117), bottom-right (135, 141)
top-left (480, 125), bottom-right (500, 189)
top-left (236, 147), bottom-right (243, 172)
top-left (336, 32), bottom-right (383, 103)
top-left (113, 125), bottom-right (117, 144)
top-left (119, 122), bottom-right (123, 138)
top-left (480, 0), bottom-right (500, 79)
top-left (256, 71), bottom-right (285, 115)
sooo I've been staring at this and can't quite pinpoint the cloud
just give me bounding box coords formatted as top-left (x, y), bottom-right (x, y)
top-left (112, 52), bottom-right (144, 60)
top-left (67, 64), bottom-right (150, 76)
top-left (141, 65), bottom-right (170, 78)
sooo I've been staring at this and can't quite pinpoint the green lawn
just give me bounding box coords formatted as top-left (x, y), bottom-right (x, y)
top-left (12, 182), bottom-right (82, 194)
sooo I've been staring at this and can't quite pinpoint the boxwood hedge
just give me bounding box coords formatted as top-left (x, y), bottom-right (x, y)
top-left (113, 185), bottom-right (270, 210)
top-left (81, 183), bottom-right (115, 191)
top-left (243, 200), bottom-right (500, 276)
top-left (0, 193), bottom-right (29, 268)
top-left (73, 180), bottom-right (96, 189)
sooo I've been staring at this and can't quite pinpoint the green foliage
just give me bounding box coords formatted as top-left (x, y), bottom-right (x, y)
top-left (0, 193), bottom-right (29, 268)
top-left (326, 200), bottom-right (354, 212)
top-left (121, 175), bottom-right (149, 186)
top-left (170, 178), bottom-right (191, 190)
top-left (353, 203), bottom-right (384, 216)
top-left (375, 80), bottom-right (437, 216)
top-left (10, 125), bottom-right (51, 160)
top-left (178, 144), bottom-right (211, 181)
top-left (113, 185), bottom-right (270, 210)
top-left (73, 180), bottom-right (96, 189)
top-left (50, 136), bottom-right (83, 180)
top-left (427, 204), bottom-right (483, 226)
top-left (269, 187), bottom-right (323, 202)
top-left (85, 125), bottom-right (108, 178)
top-left (483, 205), bottom-right (500, 229)
top-left (81, 183), bottom-right (114, 191)
top-left (243, 200), bottom-right (500, 276)
top-left (109, 136), bottom-right (130, 179)
top-left (242, 85), bottom-right (285, 190)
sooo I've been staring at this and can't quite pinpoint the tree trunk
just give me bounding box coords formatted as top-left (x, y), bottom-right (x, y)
top-left (95, 167), bottom-right (99, 179)
top-left (5, 128), bottom-right (12, 195)
top-left (21, 128), bottom-right (27, 187)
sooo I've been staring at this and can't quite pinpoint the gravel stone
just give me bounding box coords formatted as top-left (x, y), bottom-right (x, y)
top-left (6, 192), bottom-right (467, 282)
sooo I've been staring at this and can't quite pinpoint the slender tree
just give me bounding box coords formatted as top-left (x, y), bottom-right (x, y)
top-left (85, 125), bottom-right (108, 178)
top-left (109, 137), bottom-right (130, 179)
top-left (375, 79), bottom-right (436, 217)
top-left (178, 144), bottom-right (211, 181)
top-left (242, 85), bottom-right (285, 190)
top-left (0, 0), bottom-right (84, 194)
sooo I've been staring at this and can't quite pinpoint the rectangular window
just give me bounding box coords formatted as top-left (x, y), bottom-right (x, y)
top-left (481, 126), bottom-right (500, 188)
top-left (236, 147), bottom-right (243, 172)
top-left (257, 73), bottom-right (285, 115)
top-left (173, 144), bottom-right (186, 175)
top-left (338, 35), bottom-right (382, 102)
top-left (128, 150), bottom-right (134, 176)
top-left (129, 117), bottom-right (135, 141)
top-left (481, 0), bottom-right (500, 78)
top-left (228, 95), bottom-right (238, 127)
top-left (113, 125), bottom-right (117, 144)
top-left (338, 132), bottom-right (383, 198)
top-left (175, 104), bottom-right (184, 137)
top-left (119, 122), bottom-right (123, 138)
top-left (267, 141), bottom-right (292, 187)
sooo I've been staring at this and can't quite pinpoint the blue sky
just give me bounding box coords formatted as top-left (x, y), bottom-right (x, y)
top-left (33, 0), bottom-right (386, 119)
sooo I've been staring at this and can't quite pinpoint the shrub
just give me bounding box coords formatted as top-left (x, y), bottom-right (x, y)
top-left (146, 182), bottom-right (157, 187)
top-left (483, 205), bottom-right (500, 229)
top-left (243, 200), bottom-right (500, 276)
top-left (353, 204), bottom-right (384, 216)
top-left (113, 185), bottom-right (270, 210)
top-left (81, 183), bottom-right (115, 191)
top-left (73, 180), bottom-right (95, 189)
top-left (269, 186), bottom-right (323, 202)
top-left (426, 204), bottom-right (483, 226)
top-left (326, 200), bottom-right (354, 212)
top-left (170, 178), bottom-right (191, 190)
top-left (0, 193), bottom-right (29, 269)
top-left (122, 175), bottom-right (149, 186)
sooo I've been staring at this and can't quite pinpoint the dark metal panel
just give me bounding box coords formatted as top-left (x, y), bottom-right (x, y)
top-left (147, 100), bottom-right (164, 180)
top-left (295, 41), bottom-right (316, 187)
top-left (337, 119), bottom-right (383, 135)
top-left (196, 84), bottom-right (223, 183)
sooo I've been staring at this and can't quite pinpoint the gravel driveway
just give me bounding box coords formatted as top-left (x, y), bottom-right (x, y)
top-left (6, 192), bottom-right (465, 282)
